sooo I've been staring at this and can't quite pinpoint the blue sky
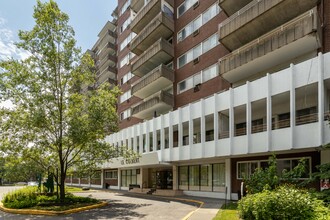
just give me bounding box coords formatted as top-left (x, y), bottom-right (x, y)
top-left (0, 0), bottom-right (117, 59)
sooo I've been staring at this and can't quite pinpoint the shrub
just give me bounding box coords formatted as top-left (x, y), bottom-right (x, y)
top-left (238, 185), bottom-right (328, 220)
top-left (2, 186), bottom-right (38, 209)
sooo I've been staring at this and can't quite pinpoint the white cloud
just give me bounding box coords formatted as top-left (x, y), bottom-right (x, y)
top-left (0, 16), bottom-right (30, 60)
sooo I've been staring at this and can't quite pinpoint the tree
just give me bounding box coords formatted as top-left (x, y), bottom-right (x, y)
top-left (0, 0), bottom-right (122, 202)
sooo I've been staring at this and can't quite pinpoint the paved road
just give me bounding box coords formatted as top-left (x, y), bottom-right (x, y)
top-left (0, 187), bottom-right (198, 220)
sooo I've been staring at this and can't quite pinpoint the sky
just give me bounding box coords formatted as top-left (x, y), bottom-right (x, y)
top-left (0, 0), bottom-right (117, 60)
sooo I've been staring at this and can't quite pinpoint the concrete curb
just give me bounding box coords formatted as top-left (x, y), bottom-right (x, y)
top-left (0, 201), bottom-right (108, 216)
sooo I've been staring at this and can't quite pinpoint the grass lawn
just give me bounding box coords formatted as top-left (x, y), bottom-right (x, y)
top-left (65, 186), bottom-right (84, 192)
top-left (213, 202), bottom-right (239, 220)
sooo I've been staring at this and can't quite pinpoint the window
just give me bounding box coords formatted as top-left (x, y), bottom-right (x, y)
top-left (120, 0), bottom-right (131, 16)
top-left (105, 170), bottom-right (118, 179)
top-left (177, 4), bottom-right (220, 42)
top-left (120, 90), bottom-right (131, 103)
top-left (120, 33), bottom-right (136, 51)
top-left (177, 33), bottom-right (218, 69)
top-left (121, 17), bottom-right (131, 33)
top-left (177, 0), bottom-right (198, 18)
top-left (179, 163), bottom-right (226, 191)
top-left (120, 109), bottom-right (131, 120)
top-left (121, 72), bottom-right (133, 85)
top-left (177, 63), bottom-right (218, 94)
top-left (237, 158), bottom-right (311, 179)
top-left (121, 169), bottom-right (137, 187)
top-left (120, 53), bottom-right (135, 68)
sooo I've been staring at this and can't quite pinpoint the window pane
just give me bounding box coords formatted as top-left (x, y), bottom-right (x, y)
top-left (189, 165), bottom-right (200, 190)
top-left (213, 163), bottom-right (225, 191)
top-left (193, 44), bottom-right (201, 59)
top-left (179, 166), bottom-right (188, 190)
top-left (201, 165), bottom-right (212, 191)
top-left (193, 73), bottom-right (201, 86)
top-left (178, 55), bottom-right (187, 68)
top-left (238, 163), bottom-right (248, 179)
top-left (193, 16), bottom-right (202, 31)
top-left (277, 160), bottom-right (291, 176)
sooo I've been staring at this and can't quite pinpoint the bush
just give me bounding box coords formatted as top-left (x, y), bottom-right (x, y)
top-left (2, 186), bottom-right (38, 209)
top-left (238, 185), bottom-right (329, 220)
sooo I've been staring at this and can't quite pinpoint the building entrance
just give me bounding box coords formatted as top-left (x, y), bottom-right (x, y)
top-left (149, 169), bottom-right (173, 189)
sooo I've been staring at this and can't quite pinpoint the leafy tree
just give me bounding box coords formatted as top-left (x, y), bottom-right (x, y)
top-left (244, 155), bottom-right (308, 194)
top-left (2, 156), bottom-right (44, 183)
top-left (0, 0), bottom-right (123, 202)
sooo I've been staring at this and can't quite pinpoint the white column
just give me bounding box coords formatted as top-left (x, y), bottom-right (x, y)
top-left (133, 125), bottom-right (137, 152)
top-left (290, 64), bottom-right (295, 149)
top-left (139, 123), bottom-right (143, 154)
top-left (101, 170), bottom-right (104, 188)
top-left (318, 52), bottom-right (324, 146)
top-left (200, 99), bottom-right (206, 158)
top-left (266, 73), bottom-right (272, 152)
top-left (118, 169), bottom-right (121, 190)
top-left (188, 104), bottom-right (193, 160)
top-left (225, 158), bottom-right (231, 200)
top-left (169, 112), bottom-right (173, 161)
top-left (246, 81), bottom-right (251, 154)
top-left (153, 118), bottom-right (157, 152)
top-left (214, 93), bottom-right (219, 156)
top-left (146, 122), bottom-right (150, 153)
top-left (172, 165), bottom-right (178, 190)
top-left (178, 107), bottom-right (183, 152)
top-left (160, 115), bottom-right (165, 160)
top-left (229, 88), bottom-right (234, 155)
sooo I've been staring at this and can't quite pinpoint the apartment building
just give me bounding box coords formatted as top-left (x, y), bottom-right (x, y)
top-left (67, 0), bottom-right (330, 200)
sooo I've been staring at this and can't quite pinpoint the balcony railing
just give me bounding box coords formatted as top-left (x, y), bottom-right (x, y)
top-left (219, 8), bottom-right (321, 83)
top-left (131, 38), bottom-right (174, 77)
top-left (218, 0), bottom-right (319, 51)
top-left (132, 91), bottom-right (174, 119)
top-left (131, 0), bottom-right (174, 34)
top-left (219, 0), bottom-right (253, 16)
top-left (130, 12), bottom-right (174, 55)
top-left (131, 64), bottom-right (174, 99)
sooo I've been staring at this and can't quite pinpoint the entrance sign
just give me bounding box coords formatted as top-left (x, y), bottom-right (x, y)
top-left (101, 152), bottom-right (160, 169)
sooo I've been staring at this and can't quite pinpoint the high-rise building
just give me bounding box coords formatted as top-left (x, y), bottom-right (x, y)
top-left (68, 0), bottom-right (330, 200)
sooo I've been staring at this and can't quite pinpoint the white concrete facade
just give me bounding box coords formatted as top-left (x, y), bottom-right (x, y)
top-left (106, 52), bottom-right (330, 160)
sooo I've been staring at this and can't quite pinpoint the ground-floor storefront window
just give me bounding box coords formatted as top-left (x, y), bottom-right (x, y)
top-left (179, 163), bottom-right (225, 191)
top-left (121, 169), bottom-right (137, 187)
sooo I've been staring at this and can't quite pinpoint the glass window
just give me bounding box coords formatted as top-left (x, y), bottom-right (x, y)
top-left (277, 160), bottom-right (291, 176)
top-left (189, 165), bottom-right (200, 190)
top-left (179, 166), bottom-right (188, 190)
top-left (203, 64), bottom-right (218, 82)
top-left (193, 16), bottom-right (202, 31)
top-left (200, 165), bottom-right (212, 191)
top-left (193, 73), bottom-right (201, 86)
top-left (178, 55), bottom-right (187, 68)
top-left (213, 163), bottom-right (225, 191)
top-left (203, 34), bottom-right (217, 53)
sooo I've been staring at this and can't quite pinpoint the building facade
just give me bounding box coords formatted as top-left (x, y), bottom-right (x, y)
top-left (67, 0), bottom-right (330, 199)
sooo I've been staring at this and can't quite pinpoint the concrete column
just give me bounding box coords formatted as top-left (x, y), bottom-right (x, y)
top-left (201, 99), bottom-right (205, 158)
top-left (188, 104), bottom-right (193, 160)
top-left (266, 73), bottom-right (272, 151)
top-left (101, 170), bottom-right (104, 189)
top-left (178, 108), bottom-right (183, 160)
top-left (229, 88), bottom-right (234, 155)
top-left (318, 52), bottom-right (324, 146)
top-left (118, 169), bottom-right (121, 190)
top-left (290, 64), bottom-right (295, 149)
top-left (133, 125), bottom-right (137, 153)
top-left (139, 123), bottom-right (143, 154)
top-left (146, 122), bottom-right (150, 153)
top-left (172, 165), bottom-right (178, 190)
top-left (169, 112), bottom-right (173, 160)
top-left (246, 81), bottom-right (251, 154)
top-left (225, 158), bottom-right (232, 200)
top-left (214, 94), bottom-right (219, 156)
top-left (160, 115), bottom-right (165, 160)
top-left (153, 119), bottom-right (157, 152)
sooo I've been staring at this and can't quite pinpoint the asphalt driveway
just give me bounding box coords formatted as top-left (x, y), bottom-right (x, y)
top-left (0, 187), bottom-right (198, 220)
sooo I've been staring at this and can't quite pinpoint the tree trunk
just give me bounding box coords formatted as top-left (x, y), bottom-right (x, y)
top-left (59, 160), bottom-right (66, 203)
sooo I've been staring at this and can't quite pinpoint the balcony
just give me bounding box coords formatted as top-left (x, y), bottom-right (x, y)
top-left (97, 54), bottom-right (117, 72)
top-left (130, 12), bottom-right (174, 55)
top-left (219, 0), bottom-right (253, 16)
top-left (132, 91), bottom-right (174, 119)
top-left (132, 64), bottom-right (174, 99)
top-left (130, 0), bottom-right (144, 13)
top-left (219, 0), bottom-right (319, 51)
top-left (131, 38), bottom-right (174, 77)
top-left (131, 0), bottom-right (174, 34)
top-left (219, 8), bottom-right (321, 83)
top-left (97, 65), bottom-right (117, 83)
top-left (98, 42), bottom-right (116, 61)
